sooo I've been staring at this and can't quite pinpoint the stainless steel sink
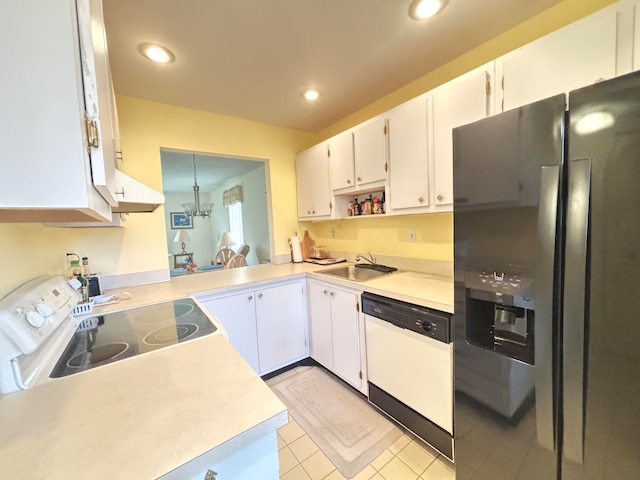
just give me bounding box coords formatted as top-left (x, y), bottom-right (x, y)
top-left (317, 265), bottom-right (396, 282)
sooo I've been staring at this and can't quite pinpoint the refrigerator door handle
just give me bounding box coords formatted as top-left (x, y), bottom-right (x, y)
top-left (535, 164), bottom-right (561, 452)
top-left (563, 157), bottom-right (591, 464)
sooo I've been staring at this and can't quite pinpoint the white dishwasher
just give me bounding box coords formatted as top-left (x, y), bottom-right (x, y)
top-left (363, 292), bottom-right (453, 460)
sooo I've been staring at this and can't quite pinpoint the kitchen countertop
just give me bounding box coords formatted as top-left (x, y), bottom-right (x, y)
top-left (0, 261), bottom-right (452, 479)
top-left (99, 262), bottom-right (454, 314)
top-left (0, 334), bottom-right (287, 480)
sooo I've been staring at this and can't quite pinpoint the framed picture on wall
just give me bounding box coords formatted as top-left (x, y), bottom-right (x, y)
top-left (170, 212), bottom-right (193, 229)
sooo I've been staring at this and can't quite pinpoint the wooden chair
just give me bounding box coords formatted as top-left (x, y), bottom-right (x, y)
top-left (214, 247), bottom-right (235, 265)
top-left (224, 254), bottom-right (247, 269)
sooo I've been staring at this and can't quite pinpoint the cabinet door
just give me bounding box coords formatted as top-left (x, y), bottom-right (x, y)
top-left (296, 149), bottom-right (314, 218)
top-left (308, 281), bottom-right (333, 369)
top-left (199, 293), bottom-right (260, 373)
top-left (330, 287), bottom-right (362, 389)
top-left (501, 11), bottom-right (617, 112)
top-left (353, 117), bottom-right (387, 187)
top-left (387, 96), bottom-right (429, 210)
top-left (255, 282), bottom-right (306, 373)
top-left (0, 0), bottom-right (111, 222)
top-left (432, 70), bottom-right (490, 206)
top-left (77, 0), bottom-right (118, 206)
top-left (295, 143), bottom-right (331, 218)
top-left (329, 131), bottom-right (355, 190)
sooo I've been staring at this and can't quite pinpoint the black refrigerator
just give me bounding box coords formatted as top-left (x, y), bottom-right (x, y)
top-left (452, 71), bottom-right (640, 480)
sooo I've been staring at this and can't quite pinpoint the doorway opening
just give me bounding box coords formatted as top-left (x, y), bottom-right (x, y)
top-left (160, 149), bottom-right (273, 270)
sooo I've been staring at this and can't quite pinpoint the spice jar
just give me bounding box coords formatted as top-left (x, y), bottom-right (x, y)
top-left (372, 197), bottom-right (380, 214)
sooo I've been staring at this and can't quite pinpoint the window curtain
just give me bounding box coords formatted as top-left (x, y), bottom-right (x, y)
top-left (223, 185), bottom-right (243, 207)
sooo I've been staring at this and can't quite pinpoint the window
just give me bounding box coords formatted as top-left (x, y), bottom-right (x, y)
top-left (228, 202), bottom-right (244, 248)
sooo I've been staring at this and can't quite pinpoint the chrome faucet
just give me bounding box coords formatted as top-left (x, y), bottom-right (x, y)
top-left (355, 252), bottom-right (376, 265)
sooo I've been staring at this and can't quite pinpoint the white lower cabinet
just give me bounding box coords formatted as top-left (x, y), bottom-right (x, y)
top-left (255, 282), bottom-right (307, 373)
top-left (198, 280), bottom-right (307, 375)
top-left (199, 291), bottom-right (260, 373)
top-left (308, 279), bottom-right (367, 395)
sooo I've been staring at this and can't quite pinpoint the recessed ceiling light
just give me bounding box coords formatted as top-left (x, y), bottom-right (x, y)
top-left (302, 89), bottom-right (321, 101)
top-left (138, 43), bottom-right (175, 64)
top-left (408, 0), bottom-right (449, 20)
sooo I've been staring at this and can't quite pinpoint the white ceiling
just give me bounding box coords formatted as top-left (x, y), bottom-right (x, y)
top-left (161, 150), bottom-right (264, 193)
top-left (103, 0), bottom-right (562, 133)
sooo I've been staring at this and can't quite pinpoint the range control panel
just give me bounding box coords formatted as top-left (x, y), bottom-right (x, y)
top-left (362, 292), bottom-right (451, 343)
top-left (0, 277), bottom-right (79, 355)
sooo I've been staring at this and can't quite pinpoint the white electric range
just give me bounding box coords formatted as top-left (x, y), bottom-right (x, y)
top-left (0, 276), bottom-right (226, 395)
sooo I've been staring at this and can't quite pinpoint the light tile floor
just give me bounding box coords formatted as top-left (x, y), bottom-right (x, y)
top-left (266, 366), bottom-right (456, 480)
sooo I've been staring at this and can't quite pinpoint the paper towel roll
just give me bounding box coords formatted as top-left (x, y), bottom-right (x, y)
top-left (291, 235), bottom-right (303, 263)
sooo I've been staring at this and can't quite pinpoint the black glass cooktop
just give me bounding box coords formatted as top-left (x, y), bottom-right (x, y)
top-left (50, 298), bottom-right (217, 378)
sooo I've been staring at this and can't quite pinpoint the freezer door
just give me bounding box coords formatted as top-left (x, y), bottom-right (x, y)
top-left (562, 71), bottom-right (640, 479)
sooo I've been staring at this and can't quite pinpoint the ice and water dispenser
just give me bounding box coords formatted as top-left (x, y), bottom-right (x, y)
top-left (464, 271), bottom-right (535, 365)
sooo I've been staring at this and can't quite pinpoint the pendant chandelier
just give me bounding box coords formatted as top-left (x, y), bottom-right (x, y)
top-left (182, 154), bottom-right (213, 218)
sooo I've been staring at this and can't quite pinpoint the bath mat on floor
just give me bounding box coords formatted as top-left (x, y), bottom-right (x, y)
top-left (271, 367), bottom-right (402, 478)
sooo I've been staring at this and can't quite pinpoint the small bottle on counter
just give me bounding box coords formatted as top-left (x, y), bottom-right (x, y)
top-left (67, 258), bottom-right (83, 279)
top-left (380, 192), bottom-right (386, 214)
top-left (82, 256), bottom-right (91, 275)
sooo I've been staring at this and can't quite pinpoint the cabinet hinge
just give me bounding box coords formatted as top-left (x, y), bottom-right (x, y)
top-left (327, 148), bottom-right (331, 158)
top-left (501, 75), bottom-right (504, 90)
top-left (356, 302), bottom-right (360, 312)
top-left (330, 201), bottom-right (333, 209)
top-left (383, 124), bottom-right (387, 135)
top-left (384, 162), bottom-right (388, 173)
top-left (485, 81), bottom-right (491, 96)
top-left (85, 115), bottom-right (99, 148)
top-left (359, 370), bottom-right (363, 380)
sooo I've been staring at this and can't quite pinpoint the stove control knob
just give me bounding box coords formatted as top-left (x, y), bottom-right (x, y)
top-left (421, 322), bottom-right (433, 333)
top-left (35, 303), bottom-right (54, 318)
top-left (25, 311), bottom-right (45, 329)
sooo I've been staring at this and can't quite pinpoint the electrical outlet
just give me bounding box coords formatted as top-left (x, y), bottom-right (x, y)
top-left (408, 228), bottom-right (416, 242)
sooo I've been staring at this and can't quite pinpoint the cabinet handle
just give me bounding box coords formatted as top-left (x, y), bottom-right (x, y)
top-left (258, 293), bottom-right (263, 299)
top-left (357, 177), bottom-right (362, 182)
top-left (347, 179), bottom-right (351, 184)
top-left (330, 291), bottom-right (335, 297)
top-left (418, 196), bottom-right (424, 203)
top-left (312, 210), bottom-right (315, 214)
top-left (437, 194), bottom-right (443, 201)
top-left (307, 210), bottom-right (311, 214)
top-left (323, 289), bottom-right (328, 295)
top-left (247, 295), bottom-right (253, 301)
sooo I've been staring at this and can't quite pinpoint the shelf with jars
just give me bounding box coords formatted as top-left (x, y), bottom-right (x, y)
top-left (333, 187), bottom-right (387, 219)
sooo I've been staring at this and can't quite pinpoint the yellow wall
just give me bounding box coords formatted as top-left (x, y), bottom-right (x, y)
top-left (0, 0), bottom-right (618, 297)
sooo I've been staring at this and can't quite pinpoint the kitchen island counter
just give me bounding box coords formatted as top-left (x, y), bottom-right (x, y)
top-left (0, 333), bottom-right (287, 479)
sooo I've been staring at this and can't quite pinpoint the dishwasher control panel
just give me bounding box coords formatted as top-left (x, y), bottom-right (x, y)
top-left (362, 292), bottom-right (451, 343)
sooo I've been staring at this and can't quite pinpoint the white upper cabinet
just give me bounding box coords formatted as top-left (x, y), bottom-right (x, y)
top-left (296, 143), bottom-right (332, 219)
top-left (353, 117), bottom-right (388, 188)
top-left (0, 0), bottom-right (117, 223)
top-left (328, 132), bottom-right (355, 191)
top-left (498, 7), bottom-right (622, 112)
top-left (432, 67), bottom-right (492, 207)
top-left (387, 96), bottom-right (430, 211)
